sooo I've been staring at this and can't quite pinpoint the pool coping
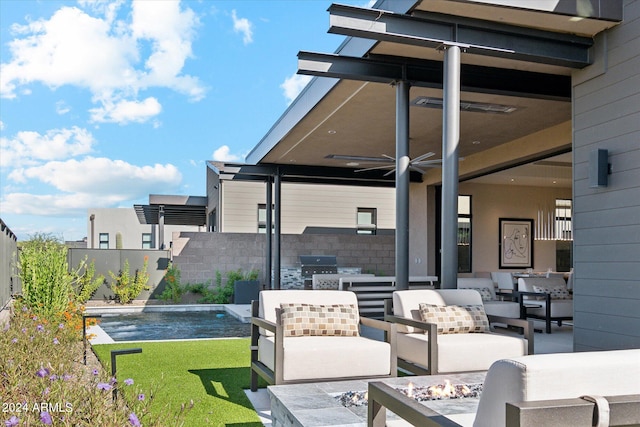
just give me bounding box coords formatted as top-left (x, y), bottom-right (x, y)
top-left (85, 304), bottom-right (251, 345)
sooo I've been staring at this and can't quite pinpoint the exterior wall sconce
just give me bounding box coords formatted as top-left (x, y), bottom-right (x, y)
top-left (589, 149), bottom-right (611, 188)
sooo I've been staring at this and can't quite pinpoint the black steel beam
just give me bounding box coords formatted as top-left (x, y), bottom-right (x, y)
top-left (298, 51), bottom-right (571, 101)
top-left (215, 162), bottom-right (422, 186)
top-left (328, 3), bottom-right (593, 69)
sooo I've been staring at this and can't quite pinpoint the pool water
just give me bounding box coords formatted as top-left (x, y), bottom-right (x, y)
top-left (97, 311), bottom-right (251, 341)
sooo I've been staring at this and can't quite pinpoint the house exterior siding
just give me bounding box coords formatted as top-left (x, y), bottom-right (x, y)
top-left (572, 0), bottom-right (640, 350)
top-left (219, 180), bottom-right (396, 234)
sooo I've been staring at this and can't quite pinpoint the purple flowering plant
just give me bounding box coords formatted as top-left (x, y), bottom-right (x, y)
top-left (1, 302), bottom-right (192, 426)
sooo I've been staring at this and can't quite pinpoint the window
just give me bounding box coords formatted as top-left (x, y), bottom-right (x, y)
top-left (357, 208), bottom-right (377, 235)
top-left (457, 195), bottom-right (472, 273)
top-left (258, 204), bottom-right (274, 233)
top-left (99, 233), bottom-right (109, 249)
top-left (555, 199), bottom-right (572, 241)
top-left (142, 233), bottom-right (152, 249)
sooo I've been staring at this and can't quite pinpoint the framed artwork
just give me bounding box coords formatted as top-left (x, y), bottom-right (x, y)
top-left (499, 218), bottom-right (534, 269)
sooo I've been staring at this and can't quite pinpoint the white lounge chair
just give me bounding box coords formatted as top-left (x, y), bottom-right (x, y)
top-left (250, 290), bottom-right (396, 390)
top-left (385, 289), bottom-right (533, 375)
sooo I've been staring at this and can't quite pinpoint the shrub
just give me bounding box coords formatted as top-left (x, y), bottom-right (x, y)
top-left (108, 258), bottom-right (150, 304)
top-left (159, 263), bottom-right (185, 303)
top-left (211, 269), bottom-right (259, 304)
top-left (75, 258), bottom-right (105, 304)
top-left (18, 234), bottom-right (75, 317)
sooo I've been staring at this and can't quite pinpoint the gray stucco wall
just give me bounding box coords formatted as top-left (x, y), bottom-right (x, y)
top-left (68, 249), bottom-right (170, 301)
top-left (572, 0), bottom-right (640, 350)
top-left (172, 232), bottom-right (395, 287)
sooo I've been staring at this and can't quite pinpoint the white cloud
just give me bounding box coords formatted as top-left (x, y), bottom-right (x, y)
top-left (231, 9), bottom-right (253, 45)
top-left (55, 100), bottom-right (70, 115)
top-left (11, 156), bottom-right (181, 196)
top-left (0, 126), bottom-right (95, 168)
top-left (1, 156), bottom-right (183, 216)
top-left (212, 145), bottom-right (240, 162)
top-left (0, 1), bottom-right (205, 123)
top-left (281, 73), bottom-right (312, 105)
top-left (89, 96), bottom-right (162, 124)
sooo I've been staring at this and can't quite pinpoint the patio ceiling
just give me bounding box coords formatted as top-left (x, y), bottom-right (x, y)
top-left (247, 0), bottom-right (621, 185)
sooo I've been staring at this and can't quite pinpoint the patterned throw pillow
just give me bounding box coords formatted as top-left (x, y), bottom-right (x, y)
top-left (459, 287), bottom-right (493, 301)
top-left (533, 285), bottom-right (572, 300)
top-left (418, 303), bottom-right (490, 334)
top-left (279, 303), bottom-right (360, 337)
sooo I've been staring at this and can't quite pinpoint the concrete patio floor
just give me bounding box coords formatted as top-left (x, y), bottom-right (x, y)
top-left (245, 321), bottom-right (574, 427)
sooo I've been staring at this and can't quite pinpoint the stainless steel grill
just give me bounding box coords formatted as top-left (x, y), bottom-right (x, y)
top-left (300, 255), bottom-right (337, 289)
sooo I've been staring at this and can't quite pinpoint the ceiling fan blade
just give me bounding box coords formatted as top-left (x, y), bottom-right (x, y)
top-left (329, 154), bottom-right (393, 164)
top-left (381, 154), bottom-right (395, 161)
top-left (355, 164), bottom-right (395, 173)
top-left (383, 168), bottom-right (396, 177)
top-left (411, 152), bottom-right (436, 163)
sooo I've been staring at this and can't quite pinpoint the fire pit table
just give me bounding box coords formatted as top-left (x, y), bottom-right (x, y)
top-left (268, 372), bottom-right (487, 427)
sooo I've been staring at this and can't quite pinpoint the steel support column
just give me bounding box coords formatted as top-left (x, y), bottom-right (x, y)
top-left (273, 173), bottom-right (282, 289)
top-left (265, 177), bottom-right (273, 290)
top-left (395, 79), bottom-right (410, 290)
top-left (158, 205), bottom-right (165, 250)
top-left (441, 46), bottom-right (461, 289)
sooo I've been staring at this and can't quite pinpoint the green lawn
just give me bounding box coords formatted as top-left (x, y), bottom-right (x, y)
top-left (93, 338), bottom-right (265, 427)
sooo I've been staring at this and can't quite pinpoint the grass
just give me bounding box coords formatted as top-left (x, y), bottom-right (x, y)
top-left (92, 338), bottom-right (265, 427)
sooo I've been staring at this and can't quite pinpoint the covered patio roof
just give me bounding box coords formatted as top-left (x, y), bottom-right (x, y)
top-left (246, 0), bottom-right (620, 181)
top-left (242, 0), bottom-right (621, 289)
top-left (134, 195), bottom-right (207, 226)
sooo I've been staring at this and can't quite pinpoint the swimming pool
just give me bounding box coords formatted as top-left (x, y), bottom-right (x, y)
top-left (97, 310), bottom-right (251, 341)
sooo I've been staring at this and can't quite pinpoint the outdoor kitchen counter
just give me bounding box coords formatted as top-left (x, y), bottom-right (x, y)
top-left (268, 372), bottom-right (487, 427)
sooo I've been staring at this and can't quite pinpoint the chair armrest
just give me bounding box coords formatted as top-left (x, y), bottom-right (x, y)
top-left (384, 313), bottom-right (437, 333)
top-left (518, 291), bottom-right (551, 306)
top-left (251, 317), bottom-right (277, 334)
top-left (384, 313), bottom-right (439, 374)
top-left (495, 291), bottom-right (519, 302)
top-left (487, 315), bottom-right (534, 355)
top-left (360, 316), bottom-right (392, 333)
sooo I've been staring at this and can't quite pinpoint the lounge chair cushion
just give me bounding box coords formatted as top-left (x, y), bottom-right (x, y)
top-left (397, 332), bottom-right (528, 373)
top-left (418, 303), bottom-right (490, 334)
top-left (258, 335), bottom-right (391, 381)
top-left (280, 303), bottom-right (359, 337)
top-left (474, 349), bottom-right (640, 427)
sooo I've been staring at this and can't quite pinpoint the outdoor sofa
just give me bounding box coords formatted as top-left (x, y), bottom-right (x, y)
top-left (474, 348), bottom-right (640, 426)
top-left (250, 289), bottom-right (396, 391)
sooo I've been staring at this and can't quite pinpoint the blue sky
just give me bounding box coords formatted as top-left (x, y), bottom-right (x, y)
top-left (0, 0), bottom-right (373, 241)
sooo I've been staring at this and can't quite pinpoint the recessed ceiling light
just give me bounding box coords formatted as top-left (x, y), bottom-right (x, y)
top-left (346, 162), bottom-right (359, 166)
top-left (472, 140), bottom-right (481, 145)
top-left (327, 130), bottom-right (337, 134)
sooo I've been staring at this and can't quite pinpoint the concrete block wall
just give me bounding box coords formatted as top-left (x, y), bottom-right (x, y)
top-left (172, 232), bottom-right (395, 287)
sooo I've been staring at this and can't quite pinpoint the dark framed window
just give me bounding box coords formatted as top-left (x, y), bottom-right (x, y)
top-left (457, 195), bottom-right (472, 273)
top-left (142, 233), bottom-right (152, 249)
top-left (357, 208), bottom-right (377, 235)
top-left (99, 233), bottom-right (109, 249)
top-left (258, 204), bottom-right (274, 233)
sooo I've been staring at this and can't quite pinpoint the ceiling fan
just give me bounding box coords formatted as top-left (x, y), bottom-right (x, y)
top-left (330, 152), bottom-right (447, 176)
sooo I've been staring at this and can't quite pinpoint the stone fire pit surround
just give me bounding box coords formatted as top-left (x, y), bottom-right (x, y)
top-left (268, 372), bottom-right (486, 427)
